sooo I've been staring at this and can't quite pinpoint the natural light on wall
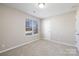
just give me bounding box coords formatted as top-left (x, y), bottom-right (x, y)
top-left (42, 19), bottom-right (51, 40)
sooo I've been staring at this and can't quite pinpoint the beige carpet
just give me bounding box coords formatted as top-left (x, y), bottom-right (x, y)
top-left (0, 40), bottom-right (78, 56)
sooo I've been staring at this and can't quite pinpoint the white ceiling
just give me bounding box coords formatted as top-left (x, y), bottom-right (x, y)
top-left (2, 3), bottom-right (79, 19)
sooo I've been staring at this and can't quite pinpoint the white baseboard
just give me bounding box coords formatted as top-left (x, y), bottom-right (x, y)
top-left (0, 39), bottom-right (39, 54)
top-left (0, 38), bottom-right (76, 54)
top-left (42, 38), bottom-right (76, 47)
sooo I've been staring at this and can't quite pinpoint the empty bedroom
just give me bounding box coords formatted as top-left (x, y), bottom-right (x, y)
top-left (0, 3), bottom-right (79, 56)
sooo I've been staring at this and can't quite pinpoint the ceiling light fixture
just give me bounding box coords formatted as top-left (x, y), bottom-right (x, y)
top-left (38, 3), bottom-right (45, 8)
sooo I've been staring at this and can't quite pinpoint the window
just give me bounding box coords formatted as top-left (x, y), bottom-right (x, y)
top-left (25, 18), bottom-right (38, 35)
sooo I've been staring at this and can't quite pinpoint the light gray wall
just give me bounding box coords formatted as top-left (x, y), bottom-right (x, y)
top-left (0, 5), bottom-right (3, 50)
top-left (75, 8), bottom-right (79, 51)
top-left (41, 11), bottom-right (76, 46)
top-left (0, 5), bottom-right (40, 51)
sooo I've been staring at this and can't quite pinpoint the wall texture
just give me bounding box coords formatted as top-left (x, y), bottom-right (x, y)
top-left (41, 11), bottom-right (76, 46)
top-left (0, 5), bottom-right (3, 50)
top-left (0, 5), bottom-right (40, 51)
top-left (75, 8), bottom-right (79, 50)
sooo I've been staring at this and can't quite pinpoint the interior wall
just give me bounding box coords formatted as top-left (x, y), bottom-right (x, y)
top-left (41, 18), bottom-right (51, 40)
top-left (0, 5), bottom-right (40, 51)
top-left (75, 8), bottom-right (79, 50)
top-left (41, 11), bottom-right (76, 46)
top-left (0, 5), bottom-right (3, 50)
